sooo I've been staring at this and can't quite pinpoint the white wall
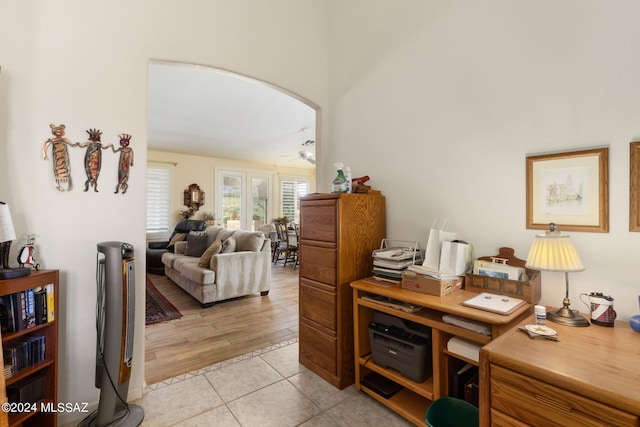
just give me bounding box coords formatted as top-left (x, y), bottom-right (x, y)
top-left (326, 0), bottom-right (640, 320)
top-left (148, 150), bottom-right (316, 234)
top-left (0, 1), bottom-right (328, 424)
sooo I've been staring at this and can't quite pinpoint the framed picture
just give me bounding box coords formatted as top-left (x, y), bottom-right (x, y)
top-left (526, 147), bottom-right (608, 233)
top-left (630, 142), bottom-right (640, 231)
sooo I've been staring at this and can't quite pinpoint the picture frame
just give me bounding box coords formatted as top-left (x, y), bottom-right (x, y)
top-left (630, 142), bottom-right (640, 231)
top-left (526, 147), bottom-right (608, 233)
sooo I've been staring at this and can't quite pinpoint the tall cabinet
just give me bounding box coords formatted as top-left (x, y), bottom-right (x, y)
top-left (0, 270), bottom-right (58, 427)
top-left (298, 193), bottom-right (385, 389)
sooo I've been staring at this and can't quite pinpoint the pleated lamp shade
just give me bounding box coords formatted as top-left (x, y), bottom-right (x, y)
top-left (525, 224), bottom-right (584, 272)
top-left (0, 202), bottom-right (17, 244)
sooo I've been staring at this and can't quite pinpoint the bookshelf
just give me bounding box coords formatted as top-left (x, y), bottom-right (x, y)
top-left (351, 279), bottom-right (531, 426)
top-left (0, 270), bottom-right (58, 427)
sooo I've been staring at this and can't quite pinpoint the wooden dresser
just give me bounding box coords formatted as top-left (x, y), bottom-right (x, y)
top-left (298, 193), bottom-right (385, 389)
top-left (480, 314), bottom-right (640, 427)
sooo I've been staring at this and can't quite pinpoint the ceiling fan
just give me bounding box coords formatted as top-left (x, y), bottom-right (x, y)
top-left (296, 150), bottom-right (316, 164)
top-left (280, 128), bottom-right (316, 164)
top-left (281, 149), bottom-right (315, 164)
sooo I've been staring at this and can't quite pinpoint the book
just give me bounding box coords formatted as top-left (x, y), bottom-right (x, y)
top-left (25, 288), bottom-right (36, 328)
top-left (45, 283), bottom-right (55, 322)
top-left (34, 288), bottom-right (48, 325)
top-left (449, 362), bottom-right (478, 400)
top-left (473, 260), bottom-right (525, 281)
top-left (11, 292), bottom-right (28, 331)
top-left (464, 372), bottom-right (479, 406)
top-left (0, 295), bottom-right (16, 332)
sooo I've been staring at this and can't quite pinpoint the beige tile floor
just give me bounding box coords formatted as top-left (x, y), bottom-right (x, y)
top-left (133, 339), bottom-right (413, 426)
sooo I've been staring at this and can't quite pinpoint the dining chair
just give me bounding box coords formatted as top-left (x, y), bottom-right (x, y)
top-left (272, 221), bottom-right (288, 264)
top-left (283, 223), bottom-right (299, 269)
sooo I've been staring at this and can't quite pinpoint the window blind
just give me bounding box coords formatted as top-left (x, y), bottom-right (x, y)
top-left (146, 165), bottom-right (171, 233)
top-left (280, 177), bottom-right (309, 223)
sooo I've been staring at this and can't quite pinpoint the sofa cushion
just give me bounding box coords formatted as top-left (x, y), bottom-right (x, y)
top-left (221, 235), bottom-right (237, 253)
top-left (185, 231), bottom-right (209, 257)
top-left (234, 231), bottom-right (266, 252)
top-left (174, 256), bottom-right (215, 285)
top-left (205, 226), bottom-right (224, 245)
top-left (216, 228), bottom-right (236, 243)
top-left (198, 239), bottom-right (223, 267)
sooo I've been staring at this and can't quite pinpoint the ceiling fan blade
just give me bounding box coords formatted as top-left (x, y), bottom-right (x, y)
top-left (307, 157), bottom-right (316, 164)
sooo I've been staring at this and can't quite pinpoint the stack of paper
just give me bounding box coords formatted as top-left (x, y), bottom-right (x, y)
top-left (447, 337), bottom-right (481, 362)
top-left (372, 242), bottom-right (424, 283)
top-left (442, 314), bottom-right (492, 336)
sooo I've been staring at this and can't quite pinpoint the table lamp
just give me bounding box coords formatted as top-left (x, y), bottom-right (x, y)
top-left (525, 223), bottom-right (589, 327)
top-left (0, 202), bottom-right (31, 280)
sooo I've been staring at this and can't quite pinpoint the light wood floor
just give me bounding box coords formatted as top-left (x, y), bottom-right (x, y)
top-left (144, 265), bottom-right (299, 385)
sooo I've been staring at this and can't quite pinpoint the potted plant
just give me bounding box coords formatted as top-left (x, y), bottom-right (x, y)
top-left (202, 211), bottom-right (215, 226)
top-left (179, 209), bottom-right (194, 220)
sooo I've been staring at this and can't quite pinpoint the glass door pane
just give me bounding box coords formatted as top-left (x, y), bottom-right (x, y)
top-left (217, 169), bottom-right (272, 231)
top-left (222, 173), bottom-right (243, 229)
top-left (251, 176), bottom-right (269, 231)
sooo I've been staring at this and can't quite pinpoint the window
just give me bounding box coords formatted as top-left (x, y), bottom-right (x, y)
top-left (146, 164), bottom-right (171, 236)
top-left (280, 177), bottom-right (309, 223)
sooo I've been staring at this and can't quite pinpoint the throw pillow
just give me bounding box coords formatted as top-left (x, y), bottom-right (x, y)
top-left (184, 231), bottom-right (209, 257)
top-left (198, 239), bottom-right (222, 268)
top-left (234, 231), bottom-right (265, 252)
top-left (166, 232), bottom-right (186, 251)
top-left (221, 235), bottom-right (237, 253)
top-left (169, 233), bottom-right (186, 246)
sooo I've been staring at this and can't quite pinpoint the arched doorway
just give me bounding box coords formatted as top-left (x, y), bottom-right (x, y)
top-left (144, 60), bottom-right (316, 383)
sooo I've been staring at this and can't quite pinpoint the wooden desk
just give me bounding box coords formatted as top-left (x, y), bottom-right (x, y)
top-left (351, 279), bottom-right (532, 426)
top-left (480, 314), bottom-right (640, 427)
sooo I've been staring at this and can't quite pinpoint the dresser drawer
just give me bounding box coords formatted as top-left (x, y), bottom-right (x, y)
top-left (299, 320), bottom-right (337, 375)
top-left (300, 279), bottom-right (336, 331)
top-left (299, 245), bottom-right (337, 285)
top-left (491, 365), bottom-right (639, 427)
top-left (300, 199), bottom-right (337, 242)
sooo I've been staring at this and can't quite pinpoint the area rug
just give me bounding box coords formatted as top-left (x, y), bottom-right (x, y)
top-left (146, 276), bottom-right (183, 325)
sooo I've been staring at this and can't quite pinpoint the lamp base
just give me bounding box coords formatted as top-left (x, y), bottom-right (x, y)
top-left (0, 267), bottom-right (31, 280)
top-left (547, 306), bottom-right (590, 327)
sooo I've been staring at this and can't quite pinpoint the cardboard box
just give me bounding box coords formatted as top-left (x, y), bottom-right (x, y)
top-left (401, 271), bottom-right (463, 296)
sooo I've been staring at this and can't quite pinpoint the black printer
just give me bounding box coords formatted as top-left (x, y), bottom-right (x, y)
top-left (368, 311), bottom-right (432, 383)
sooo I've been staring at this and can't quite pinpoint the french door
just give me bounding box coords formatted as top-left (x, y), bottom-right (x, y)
top-left (216, 168), bottom-right (272, 231)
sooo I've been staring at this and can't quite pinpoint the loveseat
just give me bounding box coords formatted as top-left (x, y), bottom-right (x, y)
top-left (161, 226), bottom-right (271, 306)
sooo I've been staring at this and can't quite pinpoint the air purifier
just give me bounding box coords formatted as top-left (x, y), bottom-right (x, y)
top-left (79, 241), bottom-right (144, 427)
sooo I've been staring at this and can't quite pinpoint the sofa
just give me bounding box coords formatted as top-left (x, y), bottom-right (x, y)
top-left (161, 226), bottom-right (271, 307)
top-left (147, 219), bottom-right (206, 275)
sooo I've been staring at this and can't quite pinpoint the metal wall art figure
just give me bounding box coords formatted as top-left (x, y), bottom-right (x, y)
top-left (112, 133), bottom-right (134, 194)
top-left (77, 128), bottom-right (107, 192)
top-left (42, 124), bottom-right (73, 191)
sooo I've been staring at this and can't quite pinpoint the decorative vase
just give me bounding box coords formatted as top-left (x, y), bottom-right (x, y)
top-left (630, 295), bottom-right (640, 333)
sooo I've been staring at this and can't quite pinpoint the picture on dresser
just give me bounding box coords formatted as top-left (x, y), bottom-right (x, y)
top-left (526, 147), bottom-right (609, 233)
